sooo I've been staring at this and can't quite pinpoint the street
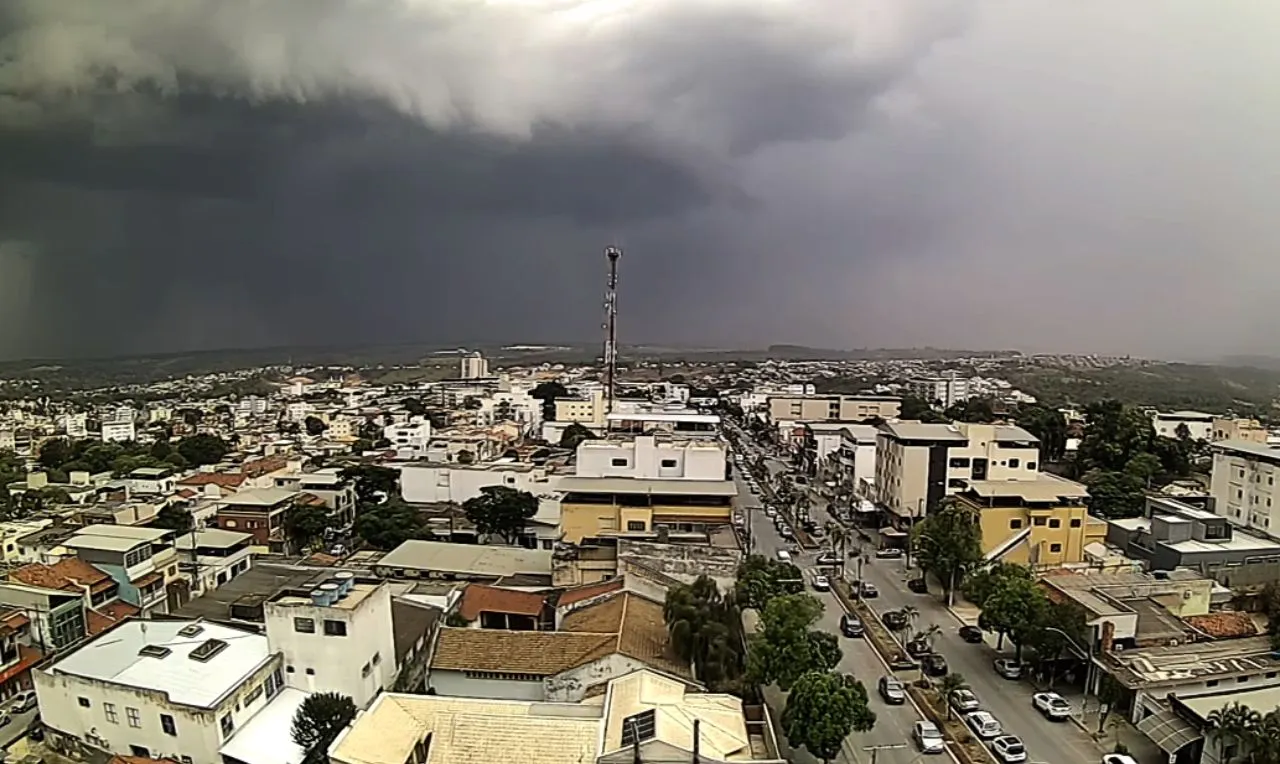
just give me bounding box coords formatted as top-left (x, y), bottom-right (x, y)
top-left (734, 467), bottom-right (933, 764)
top-left (0, 707), bottom-right (38, 750)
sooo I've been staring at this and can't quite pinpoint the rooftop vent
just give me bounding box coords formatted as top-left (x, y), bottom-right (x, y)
top-left (178, 623), bottom-right (204, 638)
top-left (189, 639), bottom-right (229, 662)
top-left (138, 645), bottom-right (171, 659)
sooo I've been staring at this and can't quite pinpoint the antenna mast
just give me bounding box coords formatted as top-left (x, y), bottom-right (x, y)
top-left (603, 246), bottom-right (622, 415)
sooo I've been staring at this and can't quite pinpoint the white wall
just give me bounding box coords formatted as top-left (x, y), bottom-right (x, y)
top-left (427, 668), bottom-right (543, 701)
top-left (264, 584), bottom-right (397, 708)
top-left (575, 436), bottom-right (725, 481)
top-left (399, 465), bottom-right (553, 505)
top-left (543, 654), bottom-right (657, 702)
top-left (101, 421), bottom-right (136, 443)
top-left (384, 419), bottom-right (432, 459)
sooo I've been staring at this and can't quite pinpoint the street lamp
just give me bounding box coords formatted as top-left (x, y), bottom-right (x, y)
top-left (1041, 625), bottom-right (1097, 695)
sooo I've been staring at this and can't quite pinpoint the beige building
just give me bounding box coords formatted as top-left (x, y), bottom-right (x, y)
top-left (1212, 417), bottom-right (1268, 444)
top-left (766, 394), bottom-right (901, 424)
top-left (1210, 441), bottom-right (1280, 537)
top-left (555, 390), bottom-right (606, 427)
top-left (874, 421), bottom-right (1040, 523)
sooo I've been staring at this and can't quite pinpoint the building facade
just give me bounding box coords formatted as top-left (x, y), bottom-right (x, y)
top-left (575, 435), bottom-right (726, 482)
top-left (766, 395), bottom-right (902, 424)
top-left (908, 374), bottom-right (971, 409)
top-left (399, 463), bottom-right (555, 505)
top-left (1151, 410), bottom-right (1213, 441)
top-left (556, 476), bottom-right (736, 544)
top-left (1209, 441), bottom-right (1280, 538)
top-left (957, 476), bottom-right (1101, 567)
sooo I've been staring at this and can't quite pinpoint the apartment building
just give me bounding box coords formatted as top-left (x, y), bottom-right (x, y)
top-left (1212, 417), bottom-right (1268, 444)
top-left (63, 414), bottom-right (88, 439)
top-left (800, 423), bottom-right (879, 488)
top-left (399, 463), bottom-right (555, 504)
top-left (556, 476), bottom-right (736, 544)
top-left (175, 529), bottom-right (254, 597)
top-left (575, 434), bottom-right (727, 481)
top-left (384, 418), bottom-right (433, 459)
top-left (1209, 440), bottom-right (1280, 537)
top-left (100, 419), bottom-right (136, 444)
top-left (214, 488), bottom-right (300, 550)
top-left (766, 394), bottom-right (902, 424)
top-left (460, 351), bottom-right (490, 380)
top-left (555, 390), bottom-right (606, 427)
top-left (62, 525), bottom-right (181, 616)
top-left (270, 469), bottom-right (357, 527)
top-left (1151, 410), bottom-right (1213, 441)
top-left (957, 475), bottom-right (1102, 567)
top-left (908, 373), bottom-right (971, 408)
top-left (874, 421), bottom-right (1040, 523)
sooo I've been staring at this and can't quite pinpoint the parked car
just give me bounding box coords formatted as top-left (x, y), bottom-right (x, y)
top-left (882, 610), bottom-right (909, 631)
top-left (1032, 692), bottom-right (1072, 720)
top-left (923, 653), bottom-right (949, 677)
top-left (812, 575), bottom-right (831, 592)
top-left (840, 614), bottom-right (864, 638)
top-left (913, 721), bottom-right (946, 754)
top-left (906, 638), bottom-right (932, 659)
top-left (991, 735), bottom-right (1028, 763)
top-left (965, 711), bottom-right (1003, 740)
top-left (858, 582), bottom-right (879, 599)
top-left (907, 578), bottom-right (929, 593)
top-left (8, 692), bottom-right (35, 714)
top-left (959, 625), bottom-right (984, 643)
top-left (949, 689), bottom-right (980, 714)
top-left (764, 507), bottom-right (777, 518)
top-left (888, 654), bottom-right (919, 671)
top-left (993, 658), bottom-right (1023, 680)
top-left (878, 676), bottom-right (906, 705)
top-left (875, 548), bottom-right (904, 559)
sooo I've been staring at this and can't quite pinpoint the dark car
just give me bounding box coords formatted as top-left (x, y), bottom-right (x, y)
top-left (907, 578), bottom-right (929, 594)
top-left (882, 610), bottom-right (909, 631)
top-left (878, 676), bottom-right (906, 705)
top-left (840, 614), bottom-right (864, 637)
top-left (888, 654), bottom-right (920, 671)
top-left (924, 653), bottom-right (949, 677)
top-left (906, 638), bottom-right (932, 659)
top-left (875, 548), bottom-right (904, 559)
top-left (959, 625), bottom-right (985, 643)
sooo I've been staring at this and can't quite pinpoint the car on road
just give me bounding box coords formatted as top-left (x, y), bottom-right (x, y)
top-left (816, 553), bottom-right (840, 567)
top-left (857, 582), bottom-right (878, 599)
top-left (959, 625), bottom-right (984, 643)
top-left (907, 577), bottom-right (929, 593)
top-left (882, 610), bottom-right (909, 631)
top-left (840, 614), bottom-right (864, 637)
top-left (1101, 755), bottom-right (1139, 764)
top-left (906, 638), bottom-right (932, 659)
top-left (812, 575), bottom-right (831, 592)
top-left (913, 721), bottom-right (946, 754)
top-left (764, 506), bottom-right (777, 518)
top-left (8, 691), bottom-right (35, 714)
top-left (878, 676), bottom-right (906, 705)
top-left (1032, 692), bottom-right (1072, 720)
top-left (923, 653), bottom-right (949, 677)
top-left (949, 689), bottom-right (980, 714)
top-left (993, 658), bottom-right (1023, 680)
top-left (874, 548), bottom-right (904, 559)
top-left (964, 711), bottom-right (1003, 740)
top-left (990, 734), bottom-right (1027, 763)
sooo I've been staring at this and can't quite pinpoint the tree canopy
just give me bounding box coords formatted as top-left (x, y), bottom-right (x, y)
top-left (782, 671), bottom-right (876, 764)
top-left (747, 593), bottom-right (841, 691)
top-left (663, 575), bottom-right (744, 690)
top-left (339, 465), bottom-right (400, 504)
top-left (462, 485), bottom-right (538, 544)
top-left (354, 499), bottom-right (422, 550)
top-left (910, 499), bottom-right (984, 599)
top-left (291, 691), bottom-right (358, 764)
top-left (285, 503), bottom-right (334, 553)
top-left (559, 422), bottom-right (595, 450)
top-left (152, 505), bottom-right (194, 533)
top-left (735, 554), bottom-right (805, 610)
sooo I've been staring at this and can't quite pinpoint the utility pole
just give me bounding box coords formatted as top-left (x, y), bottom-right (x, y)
top-left (863, 743), bottom-right (907, 764)
top-left (602, 246), bottom-right (622, 416)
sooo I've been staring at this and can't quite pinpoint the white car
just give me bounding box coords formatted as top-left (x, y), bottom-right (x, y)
top-left (913, 721), bottom-right (946, 754)
top-left (812, 575), bottom-right (831, 592)
top-left (991, 735), bottom-right (1027, 763)
top-left (965, 711), bottom-right (1003, 740)
top-left (1101, 756), bottom-right (1139, 764)
top-left (1032, 692), bottom-right (1072, 720)
top-left (764, 507), bottom-right (778, 518)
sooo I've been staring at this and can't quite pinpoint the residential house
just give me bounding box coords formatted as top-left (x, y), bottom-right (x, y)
top-left (766, 394), bottom-right (901, 424)
top-left (0, 608), bottom-right (42, 699)
top-left (174, 530), bottom-right (254, 597)
top-left (214, 488), bottom-right (300, 551)
top-left (62, 525), bottom-right (182, 616)
top-left (575, 434), bottom-right (727, 481)
top-left (8, 558), bottom-right (140, 638)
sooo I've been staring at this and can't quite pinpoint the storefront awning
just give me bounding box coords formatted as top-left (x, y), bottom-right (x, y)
top-left (1137, 709), bottom-right (1201, 754)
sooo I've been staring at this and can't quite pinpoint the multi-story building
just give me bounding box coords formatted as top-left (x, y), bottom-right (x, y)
top-left (0, 429), bottom-right (14, 452)
top-left (575, 434), bottom-right (727, 481)
top-left (1209, 440), bottom-right (1280, 538)
top-left (400, 463), bottom-right (555, 505)
top-left (908, 373), bottom-right (971, 409)
top-left (460, 351), bottom-right (490, 380)
top-left (556, 476), bottom-right (736, 544)
top-left (35, 619), bottom-right (285, 764)
top-left (799, 423), bottom-right (879, 488)
top-left (123, 467), bottom-right (176, 496)
top-left (174, 529), bottom-right (254, 597)
top-left (63, 414), bottom-right (88, 439)
top-left (1150, 410), bottom-right (1213, 441)
top-left (7, 557), bottom-right (139, 639)
top-left (269, 470), bottom-right (357, 528)
top-left (957, 475), bottom-right (1102, 567)
top-left (214, 488), bottom-right (300, 551)
top-left (100, 419), bottom-right (136, 444)
top-left (1212, 417), bottom-right (1268, 444)
top-left (874, 421), bottom-right (1040, 524)
top-left (384, 418), bottom-right (432, 459)
top-left (62, 525), bottom-right (181, 616)
top-left (555, 390), bottom-right (606, 427)
top-left (766, 394), bottom-right (901, 424)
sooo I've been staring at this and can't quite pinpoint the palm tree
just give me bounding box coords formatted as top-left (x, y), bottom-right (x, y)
top-left (938, 673), bottom-right (970, 720)
top-left (901, 605), bottom-right (920, 633)
top-left (922, 623), bottom-right (943, 650)
top-left (1208, 702), bottom-right (1262, 764)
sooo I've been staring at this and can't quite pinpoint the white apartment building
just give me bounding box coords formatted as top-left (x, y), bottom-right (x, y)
top-left (101, 420), bottom-right (137, 443)
top-left (766, 394), bottom-right (902, 424)
top-left (384, 418), bottom-right (432, 459)
top-left (124, 467), bottom-right (177, 496)
top-left (875, 422), bottom-right (1041, 522)
top-left (400, 463), bottom-right (555, 504)
top-left (175, 529), bottom-right (254, 597)
top-left (285, 402), bottom-right (310, 423)
top-left (1210, 441), bottom-right (1280, 537)
top-left (35, 620), bottom-right (285, 764)
top-left (908, 373), bottom-right (971, 409)
top-left (1152, 410), bottom-right (1213, 441)
top-left (263, 574), bottom-right (397, 709)
top-left (63, 413), bottom-right (88, 439)
top-left (802, 423), bottom-right (879, 492)
top-left (575, 435), bottom-right (726, 481)
top-left (235, 397), bottom-right (269, 417)
top-left (652, 382), bottom-right (691, 404)
top-left (460, 351), bottom-right (490, 380)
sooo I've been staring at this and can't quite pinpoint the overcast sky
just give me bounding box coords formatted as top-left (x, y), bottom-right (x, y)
top-left (1, 1), bottom-right (1278, 361)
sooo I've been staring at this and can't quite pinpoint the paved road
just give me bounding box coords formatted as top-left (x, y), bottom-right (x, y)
top-left (0, 707), bottom-right (38, 750)
top-left (733, 456), bottom-right (935, 764)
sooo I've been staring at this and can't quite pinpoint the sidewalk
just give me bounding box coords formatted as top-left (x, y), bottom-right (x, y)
top-left (1070, 700), bottom-right (1165, 764)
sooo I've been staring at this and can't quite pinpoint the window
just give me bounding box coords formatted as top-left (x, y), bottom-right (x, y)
top-left (620, 709), bottom-right (658, 747)
top-left (1070, 518), bottom-right (1082, 528)
top-left (220, 714), bottom-right (235, 738)
top-left (1049, 543), bottom-right (1063, 553)
top-left (244, 683), bottom-right (264, 706)
top-left (626, 521), bottom-right (646, 531)
top-left (77, 697), bottom-right (91, 708)
top-left (1048, 519), bottom-right (1061, 529)
top-left (286, 665), bottom-right (296, 673)
top-left (1009, 519), bottom-right (1023, 530)
top-left (949, 457), bottom-right (970, 468)
top-left (1033, 517), bottom-right (1047, 526)
top-left (660, 459), bottom-right (677, 468)
top-left (126, 707), bottom-right (141, 728)
top-left (324, 620), bottom-right (348, 637)
top-left (161, 714), bottom-right (176, 736)
top-left (1027, 462), bottom-right (1037, 471)
top-left (610, 458), bottom-right (628, 467)
top-left (294, 617), bottom-right (316, 634)
top-left (1008, 458), bottom-right (1020, 468)
top-left (372, 652), bottom-right (382, 665)
top-left (181, 758), bottom-right (193, 764)
top-left (948, 479), bottom-right (967, 489)
top-left (104, 703), bottom-right (118, 724)
top-left (362, 662), bottom-right (372, 677)
top-left (189, 639), bottom-right (229, 662)
top-left (306, 667), bottom-right (316, 675)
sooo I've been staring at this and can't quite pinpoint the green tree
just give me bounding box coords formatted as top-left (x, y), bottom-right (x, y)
top-left (1206, 702), bottom-right (1260, 764)
top-left (462, 485), bottom-right (538, 544)
top-left (782, 671), bottom-right (876, 764)
top-left (339, 465), bottom-right (401, 503)
top-left (1083, 469), bottom-right (1146, 519)
top-left (978, 574), bottom-right (1047, 660)
top-left (944, 397), bottom-right (997, 424)
top-left (284, 504), bottom-right (335, 554)
top-left (291, 691), bottom-right (358, 764)
top-left (748, 594), bottom-right (841, 691)
top-left (455, 449), bottom-right (475, 465)
top-left (149, 439), bottom-right (173, 460)
top-left (899, 395), bottom-right (938, 420)
top-left (350, 438), bottom-right (374, 454)
top-left (559, 422), bottom-right (595, 450)
top-left (400, 397), bottom-right (428, 417)
top-left (1124, 452), bottom-right (1163, 486)
top-left (964, 562), bottom-right (1033, 609)
top-left (353, 499), bottom-right (423, 550)
top-left (1017, 405), bottom-right (1069, 462)
top-left (304, 416), bottom-right (328, 436)
top-left (663, 575), bottom-right (743, 689)
top-left (152, 505), bottom-right (194, 533)
top-left (1027, 600), bottom-right (1089, 681)
top-left (938, 673), bottom-right (970, 720)
top-left (176, 433), bottom-right (230, 466)
top-left (531, 381), bottom-right (569, 420)
top-left (735, 554), bottom-right (805, 610)
top-left (38, 438), bottom-right (73, 471)
top-left (1077, 400), bottom-right (1154, 473)
top-left (910, 499), bottom-right (984, 602)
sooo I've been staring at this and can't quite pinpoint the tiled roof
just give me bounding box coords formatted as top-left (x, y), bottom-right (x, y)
top-left (10, 560), bottom-right (114, 595)
top-left (177, 473), bottom-right (246, 489)
top-left (243, 456), bottom-right (288, 478)
top-left (562, 592), bottom-right (691, 679)
top-left (1186, 612), bottom-right (1258, 639)
top-left (430, 628), bottom-right (616, 675)
top-left (556, 578), bottom-right (624, 607)
top-left (458, 584), bottom-right (547, 621)
top-left (87, 602), bottom-right (139, 635)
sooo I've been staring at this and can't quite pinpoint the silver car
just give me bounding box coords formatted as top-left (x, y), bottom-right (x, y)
top-left (913, 721), bottom-right (946, 754)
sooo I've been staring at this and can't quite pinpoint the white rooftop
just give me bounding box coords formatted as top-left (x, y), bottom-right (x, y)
top-left (47, 620), bottom-right (272, 709)
top-left (220, 687), bottom-right (309, 764)
top-left (222, 487), bottom-right (300, 507)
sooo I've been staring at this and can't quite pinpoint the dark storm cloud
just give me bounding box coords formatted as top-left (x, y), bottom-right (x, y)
top-left (3, 1), bottom-right (1277, 361)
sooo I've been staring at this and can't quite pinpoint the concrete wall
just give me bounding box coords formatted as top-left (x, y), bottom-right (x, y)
top-left (428, 668), bottom-right (544, 701)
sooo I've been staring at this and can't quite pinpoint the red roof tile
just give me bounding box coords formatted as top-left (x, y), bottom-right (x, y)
top-left (457, 584), bottom-right (547, 621)
top-left (176, 473), bottom-right (246, 489)
top-left (557, 578), bottom-right (624, 607)
top-left (87, 602), bottom-right (139, 636)
top-left (1186, 612), bottom-right (1258, 639)
top-left (10, 560), bottom-right (114, 595)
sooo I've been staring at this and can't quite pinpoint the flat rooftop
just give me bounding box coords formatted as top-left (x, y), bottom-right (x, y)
top-left (375, 539), bottom-right (552, 577)
top-left (221, 488), bottom-right (300, 507)
top-left (270, 582), bottom-right (378, 612)
top-left (175, 528), bottom-right (253, 551)
top-left (966, 474), bottom-right (1088, 502)
top-left (1101, 635), bottom-right (1280, 688)
top-left (1211, 440), bottom-right (1280, 462)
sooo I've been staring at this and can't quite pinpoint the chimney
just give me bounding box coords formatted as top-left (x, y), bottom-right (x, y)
top-left (692, 718), bottom-right (700, 763)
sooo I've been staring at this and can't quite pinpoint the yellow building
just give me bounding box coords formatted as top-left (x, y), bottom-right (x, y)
top-left (556, 476), bottom-right (737, 544)
top-left (957, 474), bottom-right (1105, 568)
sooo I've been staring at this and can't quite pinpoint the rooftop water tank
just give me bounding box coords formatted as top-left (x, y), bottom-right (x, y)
top-left (311, 583), bottom-right (340, 607)
top-left (333, 571), bottom-right (355, 596)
